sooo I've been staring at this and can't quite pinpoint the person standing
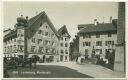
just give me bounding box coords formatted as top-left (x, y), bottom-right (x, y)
top-left (108, 49), bottom-right (115, 70)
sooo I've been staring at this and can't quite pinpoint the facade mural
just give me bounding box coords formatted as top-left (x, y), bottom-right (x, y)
top-left (3, 12), bottom-right (71, 62)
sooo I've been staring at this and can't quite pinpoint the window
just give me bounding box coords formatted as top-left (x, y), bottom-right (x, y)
top-left (10, 46), bottom-right (12, 52)
top-left (38, 47), bottom-right (43, 53)
top-left (96, 49), bottom-right (102, 54)
top-left (52, 42), bottom-right (55, 46)
top-left (105, 41), bottom-right (114, 46)
top-left (61, 43), bottom-right (63, 47)
top-left (96, 41), bottom-right (102, 46)
top-left (45, 32), bottom-right (48, 36)
top-left (14, 45), bottom-right (17, 53)
top-left (85, 49), bottom-right (88, 55)
top-left (4, 47), bottom-right (6, 53)
top-left (20, 34), bottom-right (24, 37)
top-left (61, 49), bottom-right (63, 54)
top-left (83, 34), bottom-right (91, 39)
top-left (32, 38), bottom-right (35, 43)
top-left (65, 43), bottom-right (68, 47)
top-left (96, 34), bottom-right (100, 38)
top-left (65, 38), bottom-right (68, 41)
top-left (83, 42), bottom-right (91, 46)
top-left (65, 50), bottom-right (68, 54)
top-left (46, 26), bottom-right (48, 29)
top-left (42, 30), bottom-right (44, 35)
top-left (38, 30), bottom-right (42, 34)
top-left (112, 41), bottom-right (114, 45)
top-left (31, 46), bottom-right (35, 52)
top-left (14, 39), bottom-right (16, 42)
top-left (51, 48), bottom-right (55, 53)
top-left (46, 48), bottom-right (49, 53)
top-left (108, 41), bottom-right (111, 45)
top-left (44, 40), bottom-right (50, 45)
top-left (108, 33), bottom-right (112, 37)
top-left (65, 56), bottom-right (67, 60)
top-left (105, 41), bottom-right (107, 46)
top-left (51, 34), bottom-right (54, 37)
top-left (45, 40), bottom-right (48, 45)
top-left (38, 39), bottom-right (42, 44)
top-left (6, 47), bottom-right (8, 53)
top-left (100, 49), bottom-right (102, 54)
top-left (48, 33), bottom-right (51, 37)
top-left (61, 37), bottom-right (63, 40)
top-left (18, 45), bottom-right (24, 52)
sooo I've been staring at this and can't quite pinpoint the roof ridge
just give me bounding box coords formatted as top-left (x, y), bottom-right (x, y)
top-left (58, 25), bottom-right (71, 38)
top-left (29, 11), bottom-right (45, 26)
top-left (27, 11), bottom-right (59, 39)
top-left (78, 23), bottom-right (117, 34)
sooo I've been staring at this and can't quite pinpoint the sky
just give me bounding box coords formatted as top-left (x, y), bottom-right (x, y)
top-left (3, 2), bottom-right (118, 41)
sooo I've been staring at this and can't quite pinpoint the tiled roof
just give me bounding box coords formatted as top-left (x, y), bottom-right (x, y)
top-left (27, 11), bottom-right (59, 39)
top-left (28, 12), bottom-right (44, 27)
top-left (78, 23), bottom-right (117, 33)
top-left (4, 29), bottom-right (11, 32)
top-left (4, 11), bottom-right (59, 39)
top-left (4, 30), bottom-right (17, 40)
top-left (58, 25), bottom-right (71, 38)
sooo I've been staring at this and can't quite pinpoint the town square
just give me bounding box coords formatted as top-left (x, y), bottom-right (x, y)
top-left (3, 2), bottom-right (125, 78)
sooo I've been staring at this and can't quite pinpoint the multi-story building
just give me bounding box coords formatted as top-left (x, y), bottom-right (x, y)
top-left (4, 11), bottom-right (70, 62)
top-left (58, 25), bottom-right (71, 62)
top-left (77, 19), bottom-right (117, 58)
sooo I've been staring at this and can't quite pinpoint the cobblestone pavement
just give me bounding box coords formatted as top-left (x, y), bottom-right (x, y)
top-left (37, 61), bottom-right (126, 78)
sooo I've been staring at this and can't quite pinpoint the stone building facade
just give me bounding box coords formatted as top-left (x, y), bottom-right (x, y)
top-left (58, 25), bottom-right (71, 62)
top-left (77, 19), bottom-right (117, 59)
top-left (3, 11), bottom-right (70, 62)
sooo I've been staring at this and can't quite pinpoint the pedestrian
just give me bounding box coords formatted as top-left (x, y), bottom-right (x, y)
top-left (96, 54), bottom-right (100, 65)
top-left (32, 56), bottom-right (37, 69)
top-left (76, 56), bottom-right (78, 62)
top-left (108, 49), bottom-right (115, 70)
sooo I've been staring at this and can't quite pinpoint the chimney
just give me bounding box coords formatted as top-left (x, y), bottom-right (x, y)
top-left (94, 19), bottom-right (98, 26)
top-left (110, 16), bottom-right (112, 23)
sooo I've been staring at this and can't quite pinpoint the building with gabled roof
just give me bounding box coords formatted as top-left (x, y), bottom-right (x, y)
top-left (26, 11), bottom-right (59, 39)
top-left (78, 23), bottom-right (117, 33)
top-left (77, 18), bottom-right (117, 60)
top-left (58, 25), bottom-right (71, 62)
top-left (3, 11), bottom-right (67, 62)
